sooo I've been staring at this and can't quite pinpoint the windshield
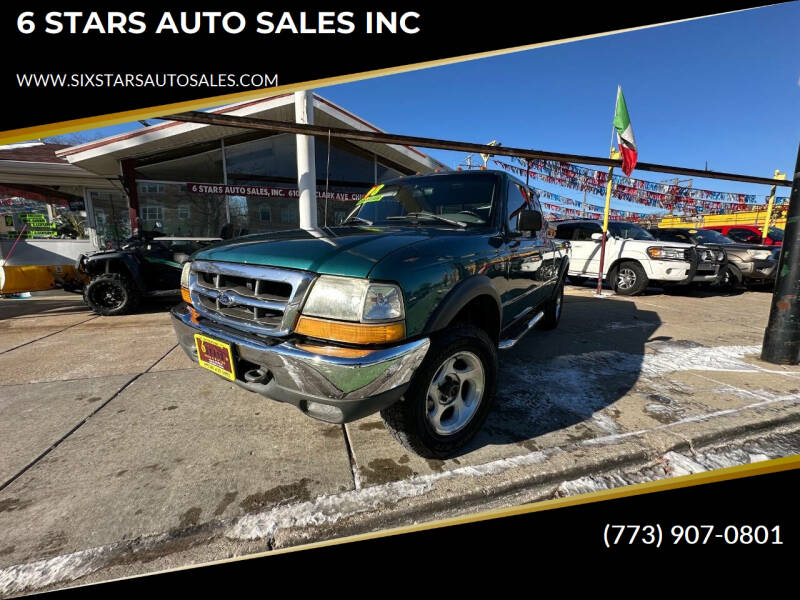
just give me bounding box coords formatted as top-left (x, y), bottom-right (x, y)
top-left (345, 173), bottom-right (498, 228)
top-left (608, 222), bottom-right (655, 240)
top-left (691, 229), bottom-right (734, 245)
top-left (769, 227), bottom-right (784, 242)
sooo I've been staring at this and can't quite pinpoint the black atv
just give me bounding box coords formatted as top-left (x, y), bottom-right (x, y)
top-left (76, 230), bottom-right (221, 316)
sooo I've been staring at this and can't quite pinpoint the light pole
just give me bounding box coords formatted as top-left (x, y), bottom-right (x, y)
top-left (762, 144), bottom-right (800, 364)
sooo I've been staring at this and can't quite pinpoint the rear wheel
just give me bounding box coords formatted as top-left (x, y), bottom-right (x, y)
top-left (538, 278), bottom-right (564, 330)
top-left (83, 273), bottom-right (140, 316)
top-left (612, 261), bottom-right (649, 296)
top-left (380, 324), bottom-right (497, 458)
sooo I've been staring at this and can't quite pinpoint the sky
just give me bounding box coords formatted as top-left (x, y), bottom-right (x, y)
top-left (43, 3), bottom-right (800, 217)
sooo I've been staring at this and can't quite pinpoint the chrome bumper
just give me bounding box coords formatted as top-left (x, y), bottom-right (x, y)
top-left (171, 304), bottom-right (429, 423)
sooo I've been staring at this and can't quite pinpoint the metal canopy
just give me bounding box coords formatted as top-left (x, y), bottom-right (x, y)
top-left (165, 111), bottom-right (792, 188)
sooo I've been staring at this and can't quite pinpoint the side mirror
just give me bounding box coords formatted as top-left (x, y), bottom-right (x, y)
top-left (591, 232), bottom-right (604, 241)
top-left (518, 209), bottom-right (542, 232)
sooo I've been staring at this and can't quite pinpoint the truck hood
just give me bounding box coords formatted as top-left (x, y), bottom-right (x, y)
top-left (192, 226), bottom-right (435, 278)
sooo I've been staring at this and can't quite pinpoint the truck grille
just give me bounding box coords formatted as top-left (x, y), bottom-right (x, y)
top-left (697, 247), bottom-right (725, 264)
top-left (188, 260), bottom-right (315, 336)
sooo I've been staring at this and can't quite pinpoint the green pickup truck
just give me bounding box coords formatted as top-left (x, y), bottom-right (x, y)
top-left (171, 170), bottom-right (569, 457)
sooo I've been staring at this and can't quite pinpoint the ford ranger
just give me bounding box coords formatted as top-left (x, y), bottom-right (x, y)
top-left (171, 170), bottom-right (569, 457)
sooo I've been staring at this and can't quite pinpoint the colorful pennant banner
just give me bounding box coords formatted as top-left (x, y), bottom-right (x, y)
top-left (495, 158), bottom-right (788, 216)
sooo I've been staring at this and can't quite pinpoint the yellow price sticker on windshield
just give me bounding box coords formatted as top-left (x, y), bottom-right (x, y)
top-left (358, 184), bottom-right (384, 205)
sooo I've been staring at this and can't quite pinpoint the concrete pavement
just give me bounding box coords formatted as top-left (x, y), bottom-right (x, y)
top-left (1, 286), bottom-right (799, 595)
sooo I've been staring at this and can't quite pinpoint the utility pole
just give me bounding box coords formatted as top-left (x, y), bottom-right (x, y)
top-left (762, 169), bottom-right (787, 243)
top-left (762, 144), bottom-right (800, 364)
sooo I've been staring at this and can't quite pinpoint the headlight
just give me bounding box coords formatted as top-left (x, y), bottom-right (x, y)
top-left (647, 246), bottom-right (688, 261)
top-left (297, 275), bottom-right (405, 344)
top-left (363, 284), bottom-right (404, 321)
top-left (745, 249), bottom-right (771, 260)
top-left (301, 275), bottom-right (404, 322)
top-left (180, 262), bottom-right (192, 304)
top-left (181, 262), bottom-right (191, 288)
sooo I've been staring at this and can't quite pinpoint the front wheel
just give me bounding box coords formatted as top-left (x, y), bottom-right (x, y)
top-left (714, 264), bottom-right (742, 291)
top-left (83, 273), bottom-right (140, 315)
top-left (380, 325), bottom-right (498, 458)
top-left (612, 261), bottom-right (649, 296)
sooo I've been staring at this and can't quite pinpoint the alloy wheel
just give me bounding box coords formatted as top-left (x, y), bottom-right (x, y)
top-left (425, 351), bottom-right (485, 436)
top-left (617, 267), bottom-right (637, 290)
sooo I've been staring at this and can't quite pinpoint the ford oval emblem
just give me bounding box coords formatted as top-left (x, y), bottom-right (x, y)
top-left (218, 292), bottom-right (235, 307)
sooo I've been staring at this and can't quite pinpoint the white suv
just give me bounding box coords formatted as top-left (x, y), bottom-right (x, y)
top-left (552, 219), bottom-right (724, 295)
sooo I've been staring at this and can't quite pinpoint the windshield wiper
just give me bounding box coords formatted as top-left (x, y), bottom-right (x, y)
top-left (342, 216), bottom-right (373, 225)
top-left (386, 212), bottom-right (468, 228)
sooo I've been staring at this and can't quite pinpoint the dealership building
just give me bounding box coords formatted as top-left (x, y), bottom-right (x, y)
top-left (0, 91), bottom-right (446, 265)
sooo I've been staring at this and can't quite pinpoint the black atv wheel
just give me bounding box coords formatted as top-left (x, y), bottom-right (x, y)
top-left (83, 273), bottom-right (140, 316)
top-left (380, 324), bottom-right (498, 458)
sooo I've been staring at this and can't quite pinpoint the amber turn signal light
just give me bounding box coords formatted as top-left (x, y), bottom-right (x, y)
top-left (181, 287), bottom-right (192, 305)
top-left (295, 316), bottom-right (405, 345)
top-left (294, 343), bottom-right (375, 358)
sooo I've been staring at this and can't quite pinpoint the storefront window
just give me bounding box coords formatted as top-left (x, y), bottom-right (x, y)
top-left (136, 182), bottom-right (226, 238)
top-left (130, 133), bottom-right (414, 236)
top-left (0, 193), bottom-right (89, 240)
top-left (315, 140), bottom-right (375, 184)
top-left (89, 190), bottom-right (129, 248)
top-left (225, 135), bottom-right (298, 182)
top-left (136, 147), bottom-right (224, 182)
top-left (377, 161), bottom-right (405, 182)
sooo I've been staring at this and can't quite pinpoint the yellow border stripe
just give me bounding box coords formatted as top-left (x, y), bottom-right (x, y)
top-left (0, 7), bottom-right (758, 145)
top-left (86, 452), bottom-right (800, 589)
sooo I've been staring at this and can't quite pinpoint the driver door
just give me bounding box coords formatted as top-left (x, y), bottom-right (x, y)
top-left (501, 182), bottom-right (547, 328)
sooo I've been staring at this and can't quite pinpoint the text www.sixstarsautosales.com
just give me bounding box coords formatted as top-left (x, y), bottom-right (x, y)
top-left (16, 72), bottom-right (278, 88)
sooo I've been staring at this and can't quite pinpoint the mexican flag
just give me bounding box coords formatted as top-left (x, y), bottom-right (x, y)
top-left (613, 86), bottom-right (637, 176)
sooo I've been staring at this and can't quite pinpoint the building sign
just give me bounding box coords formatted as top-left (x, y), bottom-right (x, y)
top-left (186, 183), bottom-right (364, 202)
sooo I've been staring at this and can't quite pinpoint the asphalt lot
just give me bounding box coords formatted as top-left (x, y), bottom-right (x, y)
top-left (2, 284), bottom-right (800, 594)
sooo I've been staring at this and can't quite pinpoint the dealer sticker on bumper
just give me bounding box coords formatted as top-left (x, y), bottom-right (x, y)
top-left (194, 334), bottom-right (236, 381)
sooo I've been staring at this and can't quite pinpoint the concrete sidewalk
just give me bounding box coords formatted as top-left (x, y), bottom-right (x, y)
top-left (1, 286), bottom-right (799, 595)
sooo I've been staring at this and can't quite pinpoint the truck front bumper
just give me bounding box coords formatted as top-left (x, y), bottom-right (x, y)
top-left (740, 259), bottom-right (778, 281)
top-left (171, 303), bottom-right (430, 424)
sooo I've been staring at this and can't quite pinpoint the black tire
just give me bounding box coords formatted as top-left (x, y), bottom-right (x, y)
top-left (612, 261), bottom-right (648, 296)
top-left (380, 324), bottom-right (498, 458)
top-left (714, 264), bottom-right (743, 291)
top-left (83, 273), bottom-right (140, 316)
top-left (538, 278), bottom-right (564, 330)
top-left (568, 274), bottom-right (588, 285)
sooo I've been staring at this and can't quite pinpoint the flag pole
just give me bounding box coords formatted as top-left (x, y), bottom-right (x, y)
top-left (596, 87), bottom-right (621, 297)
top-left (595, 142), bottom-right (618, 296)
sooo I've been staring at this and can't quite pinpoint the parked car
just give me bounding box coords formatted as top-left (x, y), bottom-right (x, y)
top-left (702, 224), bottom-right (783, 246)
top-left (552, 219), bottom-right (725, 295)
top-left (77, 234), bottom-right (221, 315)
top-left (171, 170), bottom-right (569, 457)
top-left (648, 227), bottom-right (779, 289)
